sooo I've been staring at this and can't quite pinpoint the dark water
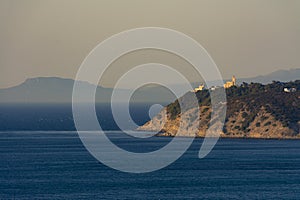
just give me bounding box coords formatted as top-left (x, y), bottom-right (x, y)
top-left (0, 103), bottom-right (154, 131)
top-left (1, 131), bottom-right (300, 199)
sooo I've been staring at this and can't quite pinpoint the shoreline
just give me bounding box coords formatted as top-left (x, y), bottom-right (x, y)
top-left (156, 135), bottom-right (300, 140)
top-left (151, 131), bottom-right (300, 140)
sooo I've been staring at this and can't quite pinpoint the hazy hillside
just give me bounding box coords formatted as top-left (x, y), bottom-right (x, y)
top-left (0, 77), bottom-right (175, 104)
top-left (237, 68), bottom-right (300, 84)
top-left (0, 68), bottom-right (299, 104)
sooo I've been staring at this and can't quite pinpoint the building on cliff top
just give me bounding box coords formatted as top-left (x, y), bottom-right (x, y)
top-left (192, 75), bottom-right (236, 92)
top-left (192, 84), bottom-right (205, 92)
top-left (284, 87), bottom-right (297, 93)
top-left (224, 75), bottom-right (236, 88)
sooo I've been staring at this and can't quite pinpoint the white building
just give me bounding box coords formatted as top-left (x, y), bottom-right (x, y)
top-left (284, 87), bottom-right (297, 93)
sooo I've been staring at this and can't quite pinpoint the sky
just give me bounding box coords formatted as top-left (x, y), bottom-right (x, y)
top-left (0, 0), bottom-right (300, 89)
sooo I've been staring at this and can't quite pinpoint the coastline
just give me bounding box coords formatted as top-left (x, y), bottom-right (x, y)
top-left (140, 130), bottom-right (300, 140)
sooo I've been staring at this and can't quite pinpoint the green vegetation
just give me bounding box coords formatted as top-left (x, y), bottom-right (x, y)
top-left (226, 80), bottom-right (299, 131)
top-left (264, 121), bottom-right (272, 126)
top-left (166, 80), bottom-right (300, 132)
top-left (166, 100), bottom-right (180, 120)
top-left (241, 112), bottom-right (248, 118)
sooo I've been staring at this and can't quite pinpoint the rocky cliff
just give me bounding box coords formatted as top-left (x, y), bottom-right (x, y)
top-left (138, 80), bottom-right (300, 139)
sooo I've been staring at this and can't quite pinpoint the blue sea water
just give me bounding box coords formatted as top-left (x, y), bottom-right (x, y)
top-left (1, 131), bottom-right (300, 199)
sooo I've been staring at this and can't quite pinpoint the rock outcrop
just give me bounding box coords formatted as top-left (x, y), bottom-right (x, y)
top-left (138, 81), bottom-right (300, 139)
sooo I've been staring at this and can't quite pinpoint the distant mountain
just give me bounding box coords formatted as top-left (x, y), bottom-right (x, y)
top-left (0, 68), bottom-right (299, 104)
top-left (0, 77), bottom-right (175, 104)
top-left (0, 77), bottom-right (108, 103)
top-left (237, 68), bottom-right (300, 84)
top-left (165, 68), bottom-right (300, 90)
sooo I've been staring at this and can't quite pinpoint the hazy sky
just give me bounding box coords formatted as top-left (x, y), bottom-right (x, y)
top-left (1, 0), bottom-right (300, 88)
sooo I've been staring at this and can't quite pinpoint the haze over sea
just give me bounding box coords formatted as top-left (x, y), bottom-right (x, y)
top-left (0, 104), bottom-right (299, 199)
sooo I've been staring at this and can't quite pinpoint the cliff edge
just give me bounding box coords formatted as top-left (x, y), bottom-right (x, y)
top-left (138, 81), bottom-right (300, 139)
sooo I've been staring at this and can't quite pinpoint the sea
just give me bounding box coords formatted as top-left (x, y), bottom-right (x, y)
top-left (1, 104), bottom-right (300, 199)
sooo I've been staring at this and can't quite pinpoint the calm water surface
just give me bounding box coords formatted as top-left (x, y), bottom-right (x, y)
top-left (1, 131), bottom-right (300, 199)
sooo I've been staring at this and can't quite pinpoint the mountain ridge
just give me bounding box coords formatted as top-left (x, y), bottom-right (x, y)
top-left (0, 77), bottom-right (175, 104)
top-left (0, 68), bottom-right (299, 104)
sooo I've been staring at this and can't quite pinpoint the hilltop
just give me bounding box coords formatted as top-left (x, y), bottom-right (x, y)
top-left (139, 80), bottom-right (300, 139)
top-left (0, 77), bottom-right (175, 104)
